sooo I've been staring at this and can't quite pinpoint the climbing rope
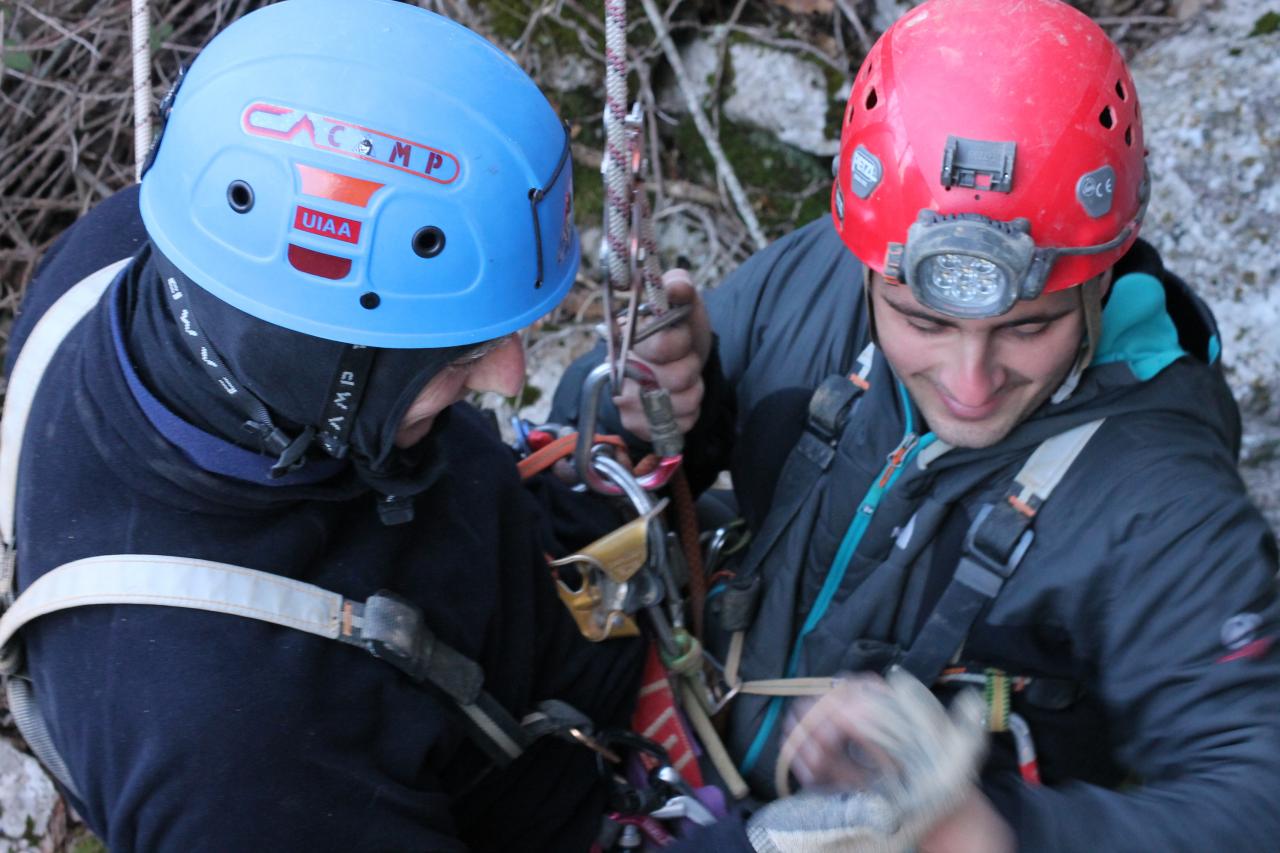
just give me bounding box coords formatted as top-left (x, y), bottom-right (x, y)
top-left (130, 0), bottom-right (152, 182)
top-left (601, 0), bottom-right (676, 390)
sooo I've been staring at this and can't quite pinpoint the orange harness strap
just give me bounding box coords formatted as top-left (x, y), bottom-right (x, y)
top-left (517, 433), bottom-right (628, 481)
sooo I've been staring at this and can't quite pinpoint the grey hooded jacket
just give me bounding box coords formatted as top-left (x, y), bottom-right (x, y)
top-left (553, 217), bottom-right (1280, 851)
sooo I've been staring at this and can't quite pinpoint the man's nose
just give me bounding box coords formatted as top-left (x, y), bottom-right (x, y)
top-left (939, 336), bottom-right (1005, 405)
top-left (465, 335), bottom-right (526, 398)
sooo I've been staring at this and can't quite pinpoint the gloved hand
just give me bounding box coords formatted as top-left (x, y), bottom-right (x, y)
top-left (746, 669), bottom-right (991, 853)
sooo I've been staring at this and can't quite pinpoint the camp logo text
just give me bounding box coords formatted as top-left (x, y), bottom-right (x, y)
top-left (242, 102), bottom-right (460, 184)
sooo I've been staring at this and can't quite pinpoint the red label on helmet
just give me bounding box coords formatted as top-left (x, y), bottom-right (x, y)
top-left (243, 102), bottom-right (460, 184)
top-left (288, 244), bottom-right (352, 280)
top-left (295, 164), bottom-right (384, 208)
top-left (294, 205), bottom-right (362, 244)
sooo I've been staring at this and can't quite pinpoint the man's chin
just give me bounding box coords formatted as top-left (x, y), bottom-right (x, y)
top-left (921, 407), bottom-right (1022, 449)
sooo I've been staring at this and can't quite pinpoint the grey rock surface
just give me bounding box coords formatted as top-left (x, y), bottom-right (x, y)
top-left (667, 37), bottom-right (840, 155)
top-left (0, 737), bottom-right (57, 852)
top-left (1130, 3), bottom-right (1280, 531)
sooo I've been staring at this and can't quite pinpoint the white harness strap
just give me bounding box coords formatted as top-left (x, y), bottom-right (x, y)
top-left (0, 263), bottom-right (579, 794)
top-left (0, 555), bottom-right (357, 653)
top-left (1013, 418), bottom-right (1105, 505)
top-left (1, 258), bottom-right (130, 547)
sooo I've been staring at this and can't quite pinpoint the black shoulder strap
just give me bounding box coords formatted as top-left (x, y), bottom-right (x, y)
top-left (720, 347), bottom-right (876, 632)
top-left (900, 419), bottom-right (1106, 684)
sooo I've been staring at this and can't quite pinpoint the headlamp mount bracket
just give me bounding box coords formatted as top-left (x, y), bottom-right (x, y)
top-left (940, 136), bottom-right (1016, 193)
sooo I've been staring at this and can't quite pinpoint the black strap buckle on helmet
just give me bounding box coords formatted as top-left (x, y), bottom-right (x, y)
top-left (139, 64), bottom-right (188, 178)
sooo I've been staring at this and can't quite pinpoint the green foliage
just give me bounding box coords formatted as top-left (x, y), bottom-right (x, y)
top-left (150, 22), bottom-right (175, 52)
top-left (675, 117), bottom-right (831, 233)
top-left (571, 160), bottom-right (604, 228)
top-left (2, 39), bottom-right (32, 72)
top-left (1249, 11), bottom-right (1280, 37)
top-left (69, 833), bottom-right (108, 853)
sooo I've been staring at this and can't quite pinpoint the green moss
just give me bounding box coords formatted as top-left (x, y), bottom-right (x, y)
top-left (68, 833), bottom-right (108, 853)
top-left (572, 159), bottom-right (604, 227)
top-left (709, 119), bottom-right (832, 233)
top-left (481, 0), bottom-right (602, 59)
top-left (2, 39), bottom-right (33, 72)
top-left (150, 22), bottom-right (175, 52)
top-left (1248, 11), bottom-right (1280, 37)
top-left (517, 383), bottom-right (543, 409)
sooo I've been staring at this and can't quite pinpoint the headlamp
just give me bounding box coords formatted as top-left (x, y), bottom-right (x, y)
top-left (884, 210), bottom-right (1136, 318)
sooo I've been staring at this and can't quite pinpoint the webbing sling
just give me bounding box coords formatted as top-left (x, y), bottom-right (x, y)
top-left (0, 556), bottom-right (540, 768)
top-left (0, 260), bottom-right (570, 798)
top-left (0, 258), bottom-right (128, 797)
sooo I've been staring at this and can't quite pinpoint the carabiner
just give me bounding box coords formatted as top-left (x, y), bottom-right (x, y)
top-left (573, 362), bottom-right (683, 496)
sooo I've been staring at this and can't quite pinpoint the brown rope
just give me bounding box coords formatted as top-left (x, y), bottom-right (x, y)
top-left (669, 467), bottom-right (706, 639)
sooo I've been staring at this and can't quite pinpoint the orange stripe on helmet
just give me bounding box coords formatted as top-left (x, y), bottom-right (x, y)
top-left (295, 163), bottom-right (384, 207)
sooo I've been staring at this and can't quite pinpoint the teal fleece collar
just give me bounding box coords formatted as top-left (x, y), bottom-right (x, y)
top-left (1093, 272), bottom-right (1189, 381)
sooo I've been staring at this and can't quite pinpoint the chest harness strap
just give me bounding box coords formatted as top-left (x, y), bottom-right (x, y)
top-left (898, 416), bottom-right (1106, 684)
top-left (0, 260), bottom-right (586, 799)
top-left (730, 416), bottom-right (1105, 704)
top-left (719, 345), bottom-right (877, 690)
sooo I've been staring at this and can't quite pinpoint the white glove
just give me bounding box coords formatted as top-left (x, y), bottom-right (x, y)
top-left (746, 669), bottom-right (987, 853)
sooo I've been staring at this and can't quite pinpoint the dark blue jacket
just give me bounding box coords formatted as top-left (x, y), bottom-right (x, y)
top-left (556, 218), bottom-right (1280, 852)
top-left (8, 187), bottom-right (657, 852)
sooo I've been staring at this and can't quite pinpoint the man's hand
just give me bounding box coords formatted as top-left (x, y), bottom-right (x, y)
top-left (747, 670), bottom-right (1009, 853)
top-left (614, 269), bottom-right (713, 440)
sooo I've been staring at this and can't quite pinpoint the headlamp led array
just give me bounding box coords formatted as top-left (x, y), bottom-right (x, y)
top-left (883, 210), bottom-right (1139, 319)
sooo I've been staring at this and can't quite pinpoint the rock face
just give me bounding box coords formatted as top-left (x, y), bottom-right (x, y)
top-left (1129, 6), bottom-right (1280, 530)
top-left (0, 738), bottom-right (58, 851)
top-left (667, 38), bottom-right (840, 156)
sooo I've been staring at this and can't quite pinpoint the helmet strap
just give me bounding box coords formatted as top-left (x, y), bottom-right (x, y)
top-left (315, 344), bottom-right (377, 459)
top-left (1050, 270), bottom-right (1111, 405)
top-left (863, 265), bottom-right (880, 346)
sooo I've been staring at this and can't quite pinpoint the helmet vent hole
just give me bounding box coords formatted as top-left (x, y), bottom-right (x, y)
top-left (359, 292), bottom-right (381, 310)
top-left (1115, 80), bottom-right (1127, 101)
top-left (412, 226), bottom-right (446, 259)
top-left (1124, 125), bottom-right (1133, 146)
top-left (865, 88), bottom-right (878, 110)
top-left (227, 180), bottom-right (254, 213)
top-left (1099, 106), bottom-right (1115, 129)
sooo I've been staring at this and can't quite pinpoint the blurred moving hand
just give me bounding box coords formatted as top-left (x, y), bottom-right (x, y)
top-left (747, 669), bottom-right (1011, 853)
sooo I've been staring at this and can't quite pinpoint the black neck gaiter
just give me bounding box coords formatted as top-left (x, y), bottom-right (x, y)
top-left (128, 244), bottom-right (471, 507)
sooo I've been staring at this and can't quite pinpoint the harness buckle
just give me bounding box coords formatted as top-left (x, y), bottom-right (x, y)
top-left (359, 591), bottom-right (484, 705)
top-left (955, 502), bottom-right (1035, 596)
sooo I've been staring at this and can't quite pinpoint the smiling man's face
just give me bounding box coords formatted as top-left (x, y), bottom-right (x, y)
top-left (870, 272), bottom-right (1086, 448)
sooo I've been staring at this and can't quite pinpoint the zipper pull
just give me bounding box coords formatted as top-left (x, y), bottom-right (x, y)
top-left (879, 433), bottom-right (918, 487)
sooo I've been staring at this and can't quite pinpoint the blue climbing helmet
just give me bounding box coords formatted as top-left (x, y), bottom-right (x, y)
top-left (140, 0), bottom-right (578, 348)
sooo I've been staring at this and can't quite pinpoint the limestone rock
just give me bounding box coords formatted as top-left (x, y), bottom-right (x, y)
top-left (0, 738), bottom-right (57, 852)
top-left (1130, 7), bottom-right (1280, 530)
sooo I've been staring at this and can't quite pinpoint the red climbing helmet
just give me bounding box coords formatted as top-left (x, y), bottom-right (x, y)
top-left (832, 0), bottom-right (1148, 318)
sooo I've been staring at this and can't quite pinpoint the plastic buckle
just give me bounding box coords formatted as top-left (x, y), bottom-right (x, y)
top-left (956, 503), bottom-right (1034, 596)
